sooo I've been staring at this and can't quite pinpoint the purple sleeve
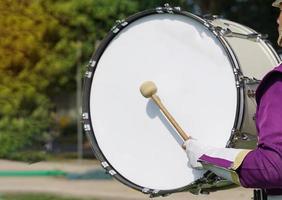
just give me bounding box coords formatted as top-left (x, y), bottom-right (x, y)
top-left (238, 75), bottom-right (282, 189)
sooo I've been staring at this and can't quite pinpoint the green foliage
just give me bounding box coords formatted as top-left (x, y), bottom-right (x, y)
top-left (41, 0), bottom-right (139, 64)
top-left (0, 0), bottom-right (140, 160)
top-left (0, 0), bottom-right (55, 157)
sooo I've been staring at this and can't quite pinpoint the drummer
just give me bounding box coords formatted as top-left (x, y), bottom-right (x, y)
top-left (184, 0), bottom-right (282, 198)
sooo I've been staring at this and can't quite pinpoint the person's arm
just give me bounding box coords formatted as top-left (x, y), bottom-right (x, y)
top-left (238, 75), bottom-right (282, 188)
top-left (184, 139), bottom-right (250, 185)
top-left (184, 75), bottom-right (282, 188)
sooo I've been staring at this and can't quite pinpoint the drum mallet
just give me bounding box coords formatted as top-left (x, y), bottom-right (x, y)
top-left (140, 81), bottom-right (191, 142)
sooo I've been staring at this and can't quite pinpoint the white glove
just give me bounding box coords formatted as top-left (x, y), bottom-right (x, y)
top-left (183, 139), bottom-right (211, 169)
top-left (183, 139), bottom-right (249, 184)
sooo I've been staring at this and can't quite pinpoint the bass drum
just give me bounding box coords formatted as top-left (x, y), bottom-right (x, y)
top-left (82, 5), bottom-right (280, 197)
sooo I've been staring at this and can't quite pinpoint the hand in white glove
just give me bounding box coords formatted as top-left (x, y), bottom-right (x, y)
top-left (183, 139), bottom-right (248, 184)
top-left (183, 139), bottom-right (210, 170)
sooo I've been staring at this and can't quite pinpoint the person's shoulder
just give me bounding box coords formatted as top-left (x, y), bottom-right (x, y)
top-left (255, 64), bottom-right (282, 103)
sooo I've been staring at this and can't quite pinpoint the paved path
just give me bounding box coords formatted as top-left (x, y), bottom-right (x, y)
top-left (0, 160), bottom-right (253, 200)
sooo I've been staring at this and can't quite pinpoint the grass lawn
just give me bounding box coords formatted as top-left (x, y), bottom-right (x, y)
top-left (0, 193), bottom-right (99, 200)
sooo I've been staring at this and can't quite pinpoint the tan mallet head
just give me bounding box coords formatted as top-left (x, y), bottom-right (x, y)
top-left (140, 81), bottom-right (157, 98)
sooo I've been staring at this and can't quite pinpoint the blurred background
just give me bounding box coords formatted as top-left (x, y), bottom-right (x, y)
top-left (0, 0), bottom-right (279, 200)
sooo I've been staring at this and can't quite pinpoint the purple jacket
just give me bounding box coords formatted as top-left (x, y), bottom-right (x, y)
top-left (238, 64), bottom-right (282, 194)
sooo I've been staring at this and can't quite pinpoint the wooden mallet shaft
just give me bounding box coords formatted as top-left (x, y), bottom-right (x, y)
top-left (140, 81), bottom-right (190, 141)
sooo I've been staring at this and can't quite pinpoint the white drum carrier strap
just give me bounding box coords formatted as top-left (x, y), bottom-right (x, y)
top-left (198, 148), bottom-right (251, 185)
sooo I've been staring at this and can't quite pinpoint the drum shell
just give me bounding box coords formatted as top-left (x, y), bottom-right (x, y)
top-left (211, 19), bottom-right (280, 149)
top-left (235, 82), bottom-right (259, 149)
top-left (211, 19), bottom-right (279, 79)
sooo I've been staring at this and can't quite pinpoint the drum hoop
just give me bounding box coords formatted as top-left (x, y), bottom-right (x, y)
top-left (216, 35), bottom-right (245, 147)
top-left (210, 31), bottom-right (244, 147)
top-left (82, 5), bottom-right (243, 196)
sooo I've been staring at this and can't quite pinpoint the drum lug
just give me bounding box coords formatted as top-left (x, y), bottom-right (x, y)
top-left (156, 7), bottom-right (164, 14)
top-left (111, 26), bottom-right (120, 34)
top-left (174, 6), bottom-right (181, 11)
top-left (83, 124), bottom-right (91, 131)
top-left (115, 19), bottom-right (128, 27)
top-left (108, 170), bottom-right (116, 176)
top-left (141, 188), bottom-right (157, 197)
top-left (233, 67), bottom-right (240, 75)
top-left (101, 162), bottom-right (117, 177)
top-left (141, 188), bottom-right (150, 194)
top-left (203, 20), bottom-right (211, 29)
top-left (236, 80), bottom-right (243, 88)
top-left (85, 71), bottom-right (92, 78)
top-left (111, 19), bottom-right (128, 34)
top-left (164, 3), bottom-right (174, 13)
top-left (82, 112), bottom-right (89, 120)
top-left (104, 168), bottom-right (116, 176)
top-left (156, 4), bottom-right (179, 14)
top-left (205, 24), bottom-right (224, 37)
top-left (88, 59), bottom-right (96, 68)
top-left (205, 22), bottom-right (237, 38)
top-left (219, 27), bottom-right (233, 37)
top-left (208, 26), bottom-right (235, 38)
top-left (101, 161), bottom-right (109, 168)
top-left (203, 14), bottom-right (219, 21)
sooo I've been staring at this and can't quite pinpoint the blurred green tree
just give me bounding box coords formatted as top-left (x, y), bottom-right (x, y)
top-left (0, 0), bottom-right (139, 158)
top-left (0, 0), bottom-right (54, 157)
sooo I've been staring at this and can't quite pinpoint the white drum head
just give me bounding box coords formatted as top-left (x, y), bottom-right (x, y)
top-left (88, 14), bottom-right (237, 190)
